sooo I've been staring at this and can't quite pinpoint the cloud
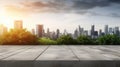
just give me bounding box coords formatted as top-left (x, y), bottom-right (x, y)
top-left (86, 11), bottom-right (120, 18)
top-left (4, 0), bottom-right (120, 15)
top-left (5, 5), bottom-right (30, 17)
top-left (109, 0), bottom-right (120, 3)
top-left (73, 0), bottom-right (110, 10)
top-left (109, 13), bottom-right (120, 17)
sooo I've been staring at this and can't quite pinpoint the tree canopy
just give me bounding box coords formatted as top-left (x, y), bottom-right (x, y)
top-left (0, 29), bottom-right (38, 45)
top-left (97, 34), bottom-right (120, 45)
top-left (57, 35), bottom-right (76, 45)
top-left (77, 35), bottom-right (93, 45)
top-left (38, 37), bottom-right (57, 45)
top-left (0, 29), bottom-right (120, 45)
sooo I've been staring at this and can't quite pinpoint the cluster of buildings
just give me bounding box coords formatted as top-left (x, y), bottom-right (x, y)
top-left (35, 25), bottom-right (62, 39)
top-left (0, 20), bottom-right (120, 39)
top-left (0, 20), bottom-right (23, 35)
top-left (0, 20), bottom-right (61, 39)
top-left (74, 25), bottom-right (120, 39)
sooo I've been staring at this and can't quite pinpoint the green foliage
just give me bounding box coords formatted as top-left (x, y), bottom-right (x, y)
top-left (38, 37), bottom-right (57, 45)
top-left (97, 34), bottom-right (120, 45)
top-left (0, 29), bottom-right (120, 45)
top-left (0, 29), bottom-right (38, 45)
top-left (57, 35), bottom-right (76, 45)
top-left (77, 35), bottom-right (93, 45)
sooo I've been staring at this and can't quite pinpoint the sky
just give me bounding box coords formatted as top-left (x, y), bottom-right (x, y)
top-left (0, 0), bottom-right (120, 33)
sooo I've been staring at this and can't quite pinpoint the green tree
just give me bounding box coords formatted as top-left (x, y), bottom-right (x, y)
top-left (97, 34), bottom-right (120, 45)
top-left (38, 37), bottom-right (57, 45)
top-left (57, 35), bottom-right (76, 45)
top-left (0, 29), bottom-right (38, 45)
top-left (77, 35), bottom-right (93, 45)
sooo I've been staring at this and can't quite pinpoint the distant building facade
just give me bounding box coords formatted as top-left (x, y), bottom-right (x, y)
top-left (114, 27), bottom-right (119, 36)
top-left (14, 20), bottom-right (23, 29)
top-left (36, 24), bottom-right (43, 37)
top-left (56, 29), bottom-right (60, 39)
top-left (91, 25), bottom-right (95, 38)
top-left (0, 24), bottom-right (8, 35)
top-left (31, 29), bottom-right (35, 35)
top-left (104, 25), bottom-right (109, 35)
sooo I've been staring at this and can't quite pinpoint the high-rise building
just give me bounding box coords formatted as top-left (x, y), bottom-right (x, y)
top-left (109, 27), bottom-right (113, 34)
top-left (104, 25), bottom-right (109, 35)
top-left (74, 29), bottom-right (79, 39)
top-left (0, 24), bottom-right (8, 35)
top-left (52, 31), bottom-right (56, 39)
top-left (91, 25), bottom-right (95, 38)
top-left (81, 28), bottom-right (84, 35)
top-left (47, 28), bottom-right (50, 37)
top-left (78, 25), bottom-right (81, 35)
top-left (99, 29), bottom-right (102, 36)
top-left (14, 20), bottom-right (23, 29)
top-left (56, 29), bottom-right (60, 38)
top-left (31, 29), bottom-right (35, 35)
top-left (42, 29), bottom-right (45, 37)
top-left (84, 30), bottom-right (88, 36)
top-left (114, 27), bottom-right (119, 36)
top-left (63, 29), bottom-right (67, 35)
top-left (94, 31), bottom-right (98, 38)
top-left (78, 25), bottom-right (84, 36)
top-left (36, 24), bottom-right (43, 37)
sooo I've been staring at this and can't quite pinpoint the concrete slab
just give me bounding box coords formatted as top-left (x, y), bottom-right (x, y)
top-left (4, 46), bottom-right (49, 60)
top-left (0, 45), bottom-right (120, 67)
top-left (36, 46), bottom-right (79, 60)
top-left (69, 46), bottom-right (120, 60)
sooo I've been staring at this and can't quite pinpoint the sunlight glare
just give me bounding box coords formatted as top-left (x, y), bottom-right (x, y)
top-left (0, 7), bottom-right (13, 28)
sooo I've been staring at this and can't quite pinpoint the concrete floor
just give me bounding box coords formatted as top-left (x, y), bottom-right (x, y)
top-left (0, 45), bottom-right (120, 67)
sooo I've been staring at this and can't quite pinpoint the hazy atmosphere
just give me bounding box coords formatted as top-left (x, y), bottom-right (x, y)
top-left (0, 0), bottom-right (120, 33)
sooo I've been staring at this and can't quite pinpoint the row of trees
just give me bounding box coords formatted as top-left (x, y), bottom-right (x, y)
top-left (39, 34), bottom-right (120, 45)
top-left (38, 34), bottom-right (120, 45)
top-left (0, 29), bottom-right (39, 45)
top-left (0, 29), bottom-right (120, 45)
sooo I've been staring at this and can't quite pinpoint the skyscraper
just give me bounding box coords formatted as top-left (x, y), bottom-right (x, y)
top-left (36, 24), bottom-right (43, 37)
top-left (114, 27), bottom-right (119, 36)
top-left (81, 28), bottom-right (84, 35)
top-left (14, 20), bottom-right (23, 29)
top-left (99, 29), bottom-right (102, 36)
top-left (56, 29), bottom-right (60, 38)
top-left (78, 25), bottom-right (84, 36)
top-left (94, 31), bottom-right (98, 38)
top-left (78, 25), bottom-right (81, 35)
top-left (84, 30), bottom-right (88, 36)
top-left (104, 25), bottom-right (109, 35)
top-left (74, 29), bottom-right (79, 39)
top-left (47, 28), bottom-right (50, 37)
top-left (91, 25), bottom-right (95, 38)
top-left (109, 27), bottom-right (113, 34)
top-left (63, 29), bottom-right (67, 35)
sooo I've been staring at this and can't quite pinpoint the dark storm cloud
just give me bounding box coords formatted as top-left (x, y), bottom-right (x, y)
top-left (5, 0), bottom-right (120, 15)
top-left (72, 0), bottom-right (120, 10)
top-left (109, 0), bottom-right (120, 3)
top-left (72, 0), bottom-right (110, 10)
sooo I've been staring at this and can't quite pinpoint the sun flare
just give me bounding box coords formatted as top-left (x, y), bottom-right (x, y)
top-left (0, 7), bottom-right (14, 28)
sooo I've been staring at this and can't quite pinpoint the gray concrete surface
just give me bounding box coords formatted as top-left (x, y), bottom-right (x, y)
top-left (0, 45), bottom-right (120, 67)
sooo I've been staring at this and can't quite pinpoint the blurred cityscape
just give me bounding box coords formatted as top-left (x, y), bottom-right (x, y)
top-left (0, 20), bottom-right (120, 39)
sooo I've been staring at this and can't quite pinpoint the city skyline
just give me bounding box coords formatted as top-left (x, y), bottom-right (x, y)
top-left (0, 20), bottom-right (120, 36)
top-left (0, 20), bottom-right (120, 34)
top-left (0, 0), bottom-right (120, 33)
